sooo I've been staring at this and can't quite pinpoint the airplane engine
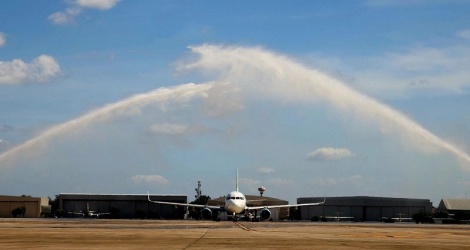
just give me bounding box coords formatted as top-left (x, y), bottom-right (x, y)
top-left (200, 208), bottom-right (212, 220)
top-left (260, 208), bottom-right (271, 221)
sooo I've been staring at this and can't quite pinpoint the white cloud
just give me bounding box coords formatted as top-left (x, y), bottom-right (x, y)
top-left (0, 55), bottom-right (61, 84)
top-left (0, 32), bottom-right (6, 47)
top-left (340, 45), bottom-right (470, 97)
top-left (76, 0), bottom-right (120, 10)
top-left (48, 7), bottom-right (82, 25)
top-left (457, 29), bottom-right (470, 39)
top-left (257, 167), bottom-right (275, 174)
top-left (48, 0), bottom-right (119, 25)
top-left (303, 34), bottom-right (470, 98)
top-left (131, 175), bottom-right (169, 186)
top-left (307, 147), bottom-right (355, 161)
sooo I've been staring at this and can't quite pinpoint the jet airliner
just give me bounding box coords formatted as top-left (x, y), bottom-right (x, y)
top-left (148, 170), bottom-right (325, 221)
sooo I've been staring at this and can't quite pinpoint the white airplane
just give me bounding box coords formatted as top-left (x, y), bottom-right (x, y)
top-left (147, 170), bottom-right (325, 221)
top-left (68, 203), bottom-right (110, 218)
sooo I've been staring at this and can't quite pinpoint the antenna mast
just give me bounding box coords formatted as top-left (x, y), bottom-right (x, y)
top-left (195, 180), bottom-right (202, 199)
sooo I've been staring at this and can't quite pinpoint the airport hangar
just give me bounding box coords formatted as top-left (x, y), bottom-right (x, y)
top-left (298, 196), bottom-right (433, 221)
top-left (59, 194), bottom-right (433, 221)
top-left (59, 193), bottom-right (187, 219)
top-left (0, 195), bottom-right (49, 218)
top-left (437, 198), bottom-right (470, 215)
top-left (59, 193), bottom-right (289, 220)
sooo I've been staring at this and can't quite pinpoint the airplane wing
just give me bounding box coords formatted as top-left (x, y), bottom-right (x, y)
top-left (147, 191), bottom-right (222, 210)
top-left (245, 197), bottom-right (326, 210)
top-left (95, 212), bottom-right (110, 216)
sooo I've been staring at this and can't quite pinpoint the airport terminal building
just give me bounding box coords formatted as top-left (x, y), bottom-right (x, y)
top-left (58, 193), bottom-right (187, 219)
top-left (298, 196), bottom-right (432, 221)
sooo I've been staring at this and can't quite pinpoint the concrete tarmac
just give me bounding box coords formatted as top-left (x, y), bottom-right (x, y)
top-left (0, 219), bottom-right (469, 249)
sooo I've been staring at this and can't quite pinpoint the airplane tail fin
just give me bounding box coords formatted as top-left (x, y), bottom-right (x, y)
top-left (236, 169), bottom-right (239, 192)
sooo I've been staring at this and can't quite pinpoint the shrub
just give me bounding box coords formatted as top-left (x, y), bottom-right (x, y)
top-left (311, 216), bottom-right (320, 222)
top-left (412, 210), bottom-right (433, 224)
top-left (11, 207), bottom-right (26, 218)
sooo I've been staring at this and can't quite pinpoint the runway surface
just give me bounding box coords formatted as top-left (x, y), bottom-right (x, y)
top-left (0, 219), bottom-right (469, 249)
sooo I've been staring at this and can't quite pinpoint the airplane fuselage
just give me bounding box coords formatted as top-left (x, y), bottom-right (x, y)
top-left (224, 191), bottom-right (246, 214)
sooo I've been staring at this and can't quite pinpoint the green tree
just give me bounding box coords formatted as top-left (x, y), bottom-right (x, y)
top-left (189, 195), bottom-right (211, 219)
top-left (190, 195), bottom-right (211, 205)
top-left (41, 205), bottom-right (52, 217)
top-left (311, 216), bottom-right (320, 222)
top-left (11, 207), bottom-right (26, 218)
top-left (54, 209), bottom-right (65, 218)
top-left (289, 207), bottom-right (300, 221)
top-left (412, 210), bottom-right (433, 224)
top-left (49, 195), bottom-right (60, 215)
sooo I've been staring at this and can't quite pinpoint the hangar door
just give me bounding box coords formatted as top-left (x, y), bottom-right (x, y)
top-left (365, 207), bottom-right (381, 221)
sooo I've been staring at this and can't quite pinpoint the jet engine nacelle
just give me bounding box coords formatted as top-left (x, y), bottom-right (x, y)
top-left (201, 208), bottom-right (212, 220)
top-left (260, 208), bottom-right (271, 221)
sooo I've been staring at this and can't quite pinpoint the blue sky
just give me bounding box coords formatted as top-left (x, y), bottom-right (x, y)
top-left (1, 0), bottom-right (470, 205)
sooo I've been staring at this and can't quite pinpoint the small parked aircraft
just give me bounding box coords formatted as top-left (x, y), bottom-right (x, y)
top-left (68, 203), bottom-right (109, 218)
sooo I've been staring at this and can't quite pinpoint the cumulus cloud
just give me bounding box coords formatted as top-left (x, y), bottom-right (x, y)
top-left (257, 167), bottom-right (275, 174)
top-left (48, 7), bottom-right (82, 25)
top-left (307, 147), bottom-right (355, 161)
top-left (0, 55), bottom-right (61, 85)
top-left (0, 32), bottom-right (6, 47)
top-left (76, 0), bottom-right (120, 10)
top-left (131, 175), bottom-right (169, 186)
top-left (49, 0), bottom-right (119, 25)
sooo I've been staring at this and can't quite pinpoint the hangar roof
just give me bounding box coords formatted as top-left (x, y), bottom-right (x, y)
top-left (438, 199), bottom-right (470, 211)
top-left (59, 193), bottom-right (187, 202)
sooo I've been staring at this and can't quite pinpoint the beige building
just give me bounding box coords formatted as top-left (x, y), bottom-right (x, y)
top-left (0, 195), bottom-right (49, 218)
